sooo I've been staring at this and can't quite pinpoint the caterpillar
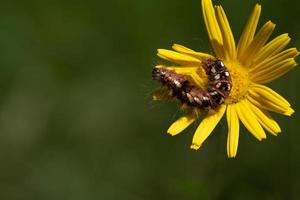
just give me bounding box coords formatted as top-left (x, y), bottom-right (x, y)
top-left (152, 57), bottom-right (232, 110)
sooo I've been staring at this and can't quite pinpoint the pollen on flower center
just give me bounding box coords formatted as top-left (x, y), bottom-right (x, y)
top-left (225, 61), bottom-right (250, 104)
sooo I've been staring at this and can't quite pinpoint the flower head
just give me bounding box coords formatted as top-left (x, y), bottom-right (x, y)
top-left (153, 0), bottom-right (298, 158)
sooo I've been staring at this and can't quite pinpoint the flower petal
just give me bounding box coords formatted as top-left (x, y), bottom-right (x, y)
top-left (250, 58), bottom-right (297, 84)
top-left (210, 39), bottom-right (225, 59)
top-left (156, 65), bottom-right (199, 75)
top-left (202, 0), bottom-right (224, 58)
top-left (235, 100), bottom-right (266, 140)
top-left (191, 105), bottom-right (226, 150)
top-left (252, 33), bottom-right (291, 66)
top-left (237, 4), bottom-right (261, 60)
top-left (241, 21), bottom-right (276, 66)
top-left (215, 5), bottom-right (236, 61)
top-left (248, 103), bottom-right (281, 136)
top-left (250, 84), bottom-right (291, 106)
top-left (226, 104), bottom-right (239, 158)
top-left (247, 85), bottom-right (294, 116)
top-left (172, 44), bottom-right (212, 60)
top-left (190, 73), bottom-right (206, 88)
top-left (250, 48), bottom-right (299, 73)
top-left (157, 49), bottom-right (200, 65)
top-left (247, 95), bottom-right (294, 116)
top-left (167, 112), bottom-right (198, 136)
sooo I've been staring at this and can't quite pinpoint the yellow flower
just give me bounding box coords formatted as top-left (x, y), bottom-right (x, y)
top-left (154, 0), bottom-right (298, 158)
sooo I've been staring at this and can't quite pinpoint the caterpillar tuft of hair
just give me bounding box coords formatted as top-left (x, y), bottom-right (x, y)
top-left (152, 57), bottom-right (232, 110)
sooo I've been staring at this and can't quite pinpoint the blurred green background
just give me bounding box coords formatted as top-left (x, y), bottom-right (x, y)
top-left (0, 0), bottom-right (299, 199)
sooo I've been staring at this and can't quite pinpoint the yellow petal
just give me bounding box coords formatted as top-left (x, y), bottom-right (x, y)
top-left (252, 33), bottom-right (291, 66)
top-left (167, 112), bottom-right (197, 136)
top-left (248, 103), bottom-right (281, 136)
top-left (250, 48), bottom-right (299, 72)
top-left (247, 95), bottom-right (294, 116)
top-left (153, 89), bottom-right (172, 101)
top-left (202, 0), bottom-right (224, 58)
top-left (237, 4), bottom-right (261, 60)
top-left (247, 85), bottom-right (294, 116)
top-left (157, 49), bottom-right (200, 65)
top-left (236, 100), bottom-right (266, 140)
top-left (210, 39), bottom-right (225, 59)
top-left (189, 73), bottom-right (206, 88)
top-left (172, 44), bottom-right (212, 60)
top-left (156, 65), bottom-right (199, 75)
top-left (226, 104), bottom-right (239, 158)
top-left (241, 21), bottom-right (276, 66)
top-left (191, 105), bottom-right (226, 150)
top-left (215, 5), bottom-right (236, 61)
top-left (250, 58), bottom-right (297, 84)
top-left (249, 84), bottom-right (291, 107)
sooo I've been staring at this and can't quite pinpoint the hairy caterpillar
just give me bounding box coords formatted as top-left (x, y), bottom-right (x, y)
top-left (152, 58), bottom-right (232, 110)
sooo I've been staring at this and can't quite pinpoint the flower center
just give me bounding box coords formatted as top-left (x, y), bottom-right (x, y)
top-left (224, 61), bottom-right (250, 104)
